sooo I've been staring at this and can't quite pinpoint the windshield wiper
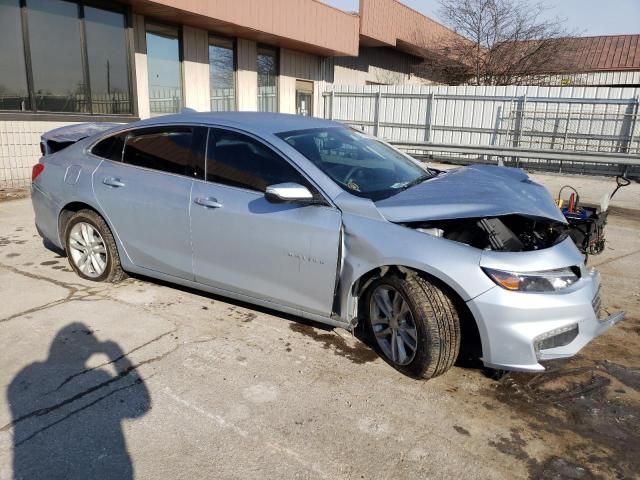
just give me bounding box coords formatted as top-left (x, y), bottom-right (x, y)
top-left (400, 173), bottom-right (433, 191)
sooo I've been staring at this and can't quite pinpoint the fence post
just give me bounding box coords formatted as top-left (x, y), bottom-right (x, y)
top-left (426, 93), bottom-right (434, 142)
top-left (329, 91), bottom-right (335, 120)
top-left (510, 94), bottom-right (526, 167)
top-left (628, 96), bottom-right (639, 154)
top-left (374, 91), bottom-right (382, 137)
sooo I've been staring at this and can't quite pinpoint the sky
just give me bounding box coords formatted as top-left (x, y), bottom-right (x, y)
top-left (321, 0), bottom-right (640, 36)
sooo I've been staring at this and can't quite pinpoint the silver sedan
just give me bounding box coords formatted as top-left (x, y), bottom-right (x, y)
top-left (31, 112), bottom-right (624, 378)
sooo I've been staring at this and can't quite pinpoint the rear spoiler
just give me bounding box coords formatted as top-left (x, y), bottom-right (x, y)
top-left (40, 122), bottom-right (120, 155)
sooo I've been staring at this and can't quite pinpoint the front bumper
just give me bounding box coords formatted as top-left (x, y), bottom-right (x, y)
top-left (466, 268), bottom-right (625, 372)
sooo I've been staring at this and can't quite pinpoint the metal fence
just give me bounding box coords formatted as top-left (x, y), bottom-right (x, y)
top-left (322, 85), bottom-right (640, 176)
top-left (149, 86), bottom-right (181, 116)
top-left (0, 92), bottom-right (132, 115)
top-left (210, 87), bottom-right (236, 112)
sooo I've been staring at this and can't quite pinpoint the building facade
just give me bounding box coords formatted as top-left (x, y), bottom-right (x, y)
top-left (0, 0), bottom-right (464, 186)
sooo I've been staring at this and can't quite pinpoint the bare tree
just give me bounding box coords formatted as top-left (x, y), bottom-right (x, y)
top-left (436, 0), bottom-right (575, 85)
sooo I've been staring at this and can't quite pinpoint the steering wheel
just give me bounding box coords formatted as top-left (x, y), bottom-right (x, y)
top-left (342, 165), bottom-right (366, 183)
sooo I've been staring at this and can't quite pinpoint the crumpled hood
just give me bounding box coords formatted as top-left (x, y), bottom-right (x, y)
top-left (42, 122), bottom-right (120, 143)
top-left (375, 164), bottom-right (567, 223)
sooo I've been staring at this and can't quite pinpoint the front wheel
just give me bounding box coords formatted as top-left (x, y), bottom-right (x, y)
top-left (365, 273), bottom-right (461, 379)
top-left (64, 209), bottom-right (125, 283)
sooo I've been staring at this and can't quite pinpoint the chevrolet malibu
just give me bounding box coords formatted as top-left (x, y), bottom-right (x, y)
top-left (31, 112), bottom-right (624, 378)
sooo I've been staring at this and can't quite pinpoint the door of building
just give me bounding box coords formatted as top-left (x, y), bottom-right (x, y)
top-left (295, 80), bottom-right (313, 116)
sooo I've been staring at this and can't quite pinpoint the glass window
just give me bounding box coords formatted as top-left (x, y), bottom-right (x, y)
top-left (0, 0), bottom-right (29, 111)
top-left (92, 133), bottom-right (126, 161)
top-left (27, 0), bottom-right (87, 113)
top-left (146, 24), bottom-right (182, 117)
top-left (123, 127), bottom-right (197, 176)
top-left (277, 127), bottom-right (431, 200)
top-left (209, 36), bottom-right (235, 112)
top-left (257, 46), bottom-right (278, 113)
top-left (207, 129), bottom-right (308, 192)
top-left (85, 6), bottom-right (131, 114)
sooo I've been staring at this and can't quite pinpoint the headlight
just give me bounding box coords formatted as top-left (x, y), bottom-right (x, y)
top-left (482, 267), bottom-right (579, 292)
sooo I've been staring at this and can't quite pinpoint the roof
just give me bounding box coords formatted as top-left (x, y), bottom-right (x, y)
top-left (540, 35), bottom-right (640, 73)
top-left (567, 35), bottom-right (640, 72)
top-left (124, 0), bottom-right (359, 56)
top-left (134, 112), bottom-right (342, 135)
top-left (125, 0), bottom-right (468, 62)
top-left (358, 0), bottom-right (465, 56)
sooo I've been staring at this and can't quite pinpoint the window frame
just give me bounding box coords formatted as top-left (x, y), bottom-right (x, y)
top-left (199, 126), bottom-right (332, 206)
top-left (88, 123), bottom-right (334, 206)
top-left (0, 0), bottom-right (135, 117)
top-left (256, 44), bottom-right (279, 113)
top-left (145, 20), bottom-right (184, 117)
top-left (88, 123), bottom-right (206, 180)
top-left (208, 34), bottom-right (237, 112)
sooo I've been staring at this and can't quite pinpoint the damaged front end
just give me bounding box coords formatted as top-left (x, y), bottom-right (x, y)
top-left (374, 164), bottom-right (570, 252)
top-left (405, 214), bottom-right (569, 252)
top-left (367, 164), bottom-right (625, 371)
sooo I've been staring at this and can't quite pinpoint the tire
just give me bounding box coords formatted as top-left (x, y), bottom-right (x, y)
top-left (63, 209), bottom-right (125, 283)
top-left (364, 272), bottom-right (461, 379)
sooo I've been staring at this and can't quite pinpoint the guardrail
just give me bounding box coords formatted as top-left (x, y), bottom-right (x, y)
top-left (390, 142), bottom-right (640, 167)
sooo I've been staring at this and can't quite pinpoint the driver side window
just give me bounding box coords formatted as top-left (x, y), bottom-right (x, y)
top-left (206, 129), bottom-right (311, 193)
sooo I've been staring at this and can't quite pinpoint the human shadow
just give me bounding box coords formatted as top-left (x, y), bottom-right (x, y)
top-left (7, 322), bottom-right (150, 480)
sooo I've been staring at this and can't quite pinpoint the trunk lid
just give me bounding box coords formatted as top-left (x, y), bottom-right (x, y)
top-left (41, 122), bottom-right (119, 155)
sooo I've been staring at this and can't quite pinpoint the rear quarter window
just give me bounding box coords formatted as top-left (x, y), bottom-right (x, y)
top-left (91, 133), bottom-right (126, 161)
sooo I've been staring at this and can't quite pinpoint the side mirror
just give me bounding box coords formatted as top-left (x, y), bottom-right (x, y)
top-left (265, 183), bottom-right (314, 203)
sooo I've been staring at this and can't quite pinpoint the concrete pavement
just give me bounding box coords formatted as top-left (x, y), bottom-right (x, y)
top-left (0, 193), bottom-right (638, 479)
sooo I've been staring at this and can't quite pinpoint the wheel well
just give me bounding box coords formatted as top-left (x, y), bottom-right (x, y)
top-left (58, 202), bottom-right (102, 245)
top-left (353, 265), bottom-right (483, 366)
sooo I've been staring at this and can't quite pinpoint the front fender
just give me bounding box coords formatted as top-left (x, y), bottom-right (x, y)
top-left (337, 213), bottom-right (496, 322)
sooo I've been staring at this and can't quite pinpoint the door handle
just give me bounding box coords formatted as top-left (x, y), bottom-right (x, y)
top-left (103, 177), bottom-right (125, 188)
top-left (194, 197), bottom-right (223, 209)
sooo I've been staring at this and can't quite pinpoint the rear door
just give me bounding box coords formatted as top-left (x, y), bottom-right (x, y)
top-left (92, 125), bottom-right (205, 279)
top-left (190, 128), bottom-right (342, 316)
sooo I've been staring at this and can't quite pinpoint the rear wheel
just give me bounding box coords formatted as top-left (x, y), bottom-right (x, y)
top-left (64, 209), bottom-right (125, 283)
top-left (365, 273), bottom-right (461, 379)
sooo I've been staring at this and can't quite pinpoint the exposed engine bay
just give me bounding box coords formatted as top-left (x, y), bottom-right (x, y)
top-left (406, 215), bottom-right (569, 252)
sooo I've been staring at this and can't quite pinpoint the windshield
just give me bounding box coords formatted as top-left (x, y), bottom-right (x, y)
top-left (277, 127), bottom-right (433, 200)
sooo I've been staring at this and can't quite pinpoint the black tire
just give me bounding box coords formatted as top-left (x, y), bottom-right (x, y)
top-left (63, 209), bottom-right (126, 283)
top-left (364, 272), bottom-right (461, 379)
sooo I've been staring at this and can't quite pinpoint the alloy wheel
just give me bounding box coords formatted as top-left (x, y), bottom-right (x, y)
top-left (68, 222), bottom-right (108, 278)
top-left (369, 285), bottom-right (418, 366)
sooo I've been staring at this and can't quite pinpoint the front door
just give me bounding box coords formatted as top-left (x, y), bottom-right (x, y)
top-left (190, 128), bottom-right (341, 316)
top-left (295, 80), bottom-right (313, 117)
top-left (93, 125), bottom-right (205, 279)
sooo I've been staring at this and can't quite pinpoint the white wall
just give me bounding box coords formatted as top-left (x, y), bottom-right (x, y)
top-left (133, 14), bottom-right (150, 120)
top-left (279, 49), bottom-right (326, 115)
top-left (237, 38), bottom-right (258, 111)
top-left (330, 47), bottom-right (439, 87)
top-left (182, 26), bottom-right (211, 112)
top-left (0, 120), bottom-right (81, 187)
top-left (522, 70), bottom-right (640, 87)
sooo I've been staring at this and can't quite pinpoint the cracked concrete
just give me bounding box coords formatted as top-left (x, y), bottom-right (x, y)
top-left (1, 196), bottom-right (639, 480)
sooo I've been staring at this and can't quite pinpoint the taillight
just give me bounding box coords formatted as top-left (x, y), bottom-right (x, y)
top-left (32, 163), bottom-right (45, 182)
